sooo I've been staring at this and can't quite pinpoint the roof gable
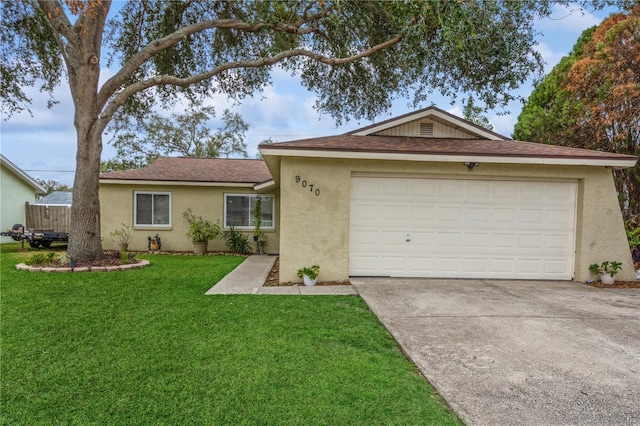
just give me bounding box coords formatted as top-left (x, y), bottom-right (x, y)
top-left (348, 106), bottom-right (509, 140)
top-left (99, 157), bottom-right (272, 186)
top-left (0, 154), bottom-right (46, 194)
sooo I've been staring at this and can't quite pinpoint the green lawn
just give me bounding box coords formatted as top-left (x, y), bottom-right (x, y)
top-left (1, 244), bottom-right (460, 425)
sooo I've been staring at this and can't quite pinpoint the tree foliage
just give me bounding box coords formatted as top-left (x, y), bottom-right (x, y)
top-left (36, 179), bottom-right (72, 196)
top-left (514, 6), bottom-right (640, 220)
top-left (2, 0), bottom-right (625, 260)
top-left (463, 98), bottom-right (494, 131)
top-left (107, 103), bottom-right (248, 169)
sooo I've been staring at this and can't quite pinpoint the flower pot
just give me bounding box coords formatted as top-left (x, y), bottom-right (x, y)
top-left (302, 274), bottom-right (317, 286)
top-left (601, 273), bottom-right (616, 285)
top-left (193, 241), bottom-right (208, 255)
top-left (117, 242), bottom-right (129, 252)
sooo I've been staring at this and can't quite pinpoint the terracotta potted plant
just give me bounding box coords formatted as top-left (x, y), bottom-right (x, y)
top-left (109, 223), bottom-right (132, 252)
top-left (182, 209), bottom-right (220, 254)
top-left (297, 265), bottom-right (320, 286)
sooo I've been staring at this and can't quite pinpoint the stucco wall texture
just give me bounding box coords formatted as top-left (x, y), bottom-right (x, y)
top-left (99, 184), bottom-right (280, 255)
top-left (1, 165), bottom-right (35, 238)
top-left (277, 157), bottom-right (635, 283)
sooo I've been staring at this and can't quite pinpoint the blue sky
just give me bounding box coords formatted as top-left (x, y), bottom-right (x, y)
top-left (0, 3), bottom-right (611, 186)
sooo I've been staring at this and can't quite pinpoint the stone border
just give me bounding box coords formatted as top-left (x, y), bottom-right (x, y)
top-left (15, 259), bottom-right (150, 273)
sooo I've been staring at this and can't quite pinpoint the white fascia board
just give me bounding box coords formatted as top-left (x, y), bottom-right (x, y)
top-left (99, 179), bottom-right (255, 187)
top-left (351, 109), bottom-right (504, 140)
top-left (253, 180), bottom-right (276, 191)
top-left (259, 148), bottom-right (638, 169)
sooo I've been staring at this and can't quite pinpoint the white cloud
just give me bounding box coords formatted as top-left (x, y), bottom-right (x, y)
top-left (535, 42), bottom-right (566, 73)
top-left (537, 3), bottom-right (602, 35)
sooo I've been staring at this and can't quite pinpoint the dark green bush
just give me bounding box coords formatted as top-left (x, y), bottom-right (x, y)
top-left (222, 226), bottom-right (251, 254)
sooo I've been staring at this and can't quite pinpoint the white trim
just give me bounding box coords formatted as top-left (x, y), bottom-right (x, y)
top-left (100, 179), bottom-right (255, 187)
top-left (260, 148), bottom-right (637, 168)
top-left (254, 180), bottom-right (276, 191)
top-left (223, 193), bottom-right (275, 230)
top-left (0, 154), bottom-right (46, 193)
top-left (133, 191), bottom-right (172, 227)
top-left (351, 109), bottom-right (506, 140)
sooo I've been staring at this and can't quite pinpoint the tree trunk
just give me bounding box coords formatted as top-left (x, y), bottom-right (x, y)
top-left (67, 128), bottom-right (104, 261)
top-left (64, 7), bottom-right (108, 262)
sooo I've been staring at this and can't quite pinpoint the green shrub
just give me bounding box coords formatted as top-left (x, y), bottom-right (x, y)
top-left (222, 226), bottom-right (251, 254)
top-left (24, 252), bottom-right (56, 266)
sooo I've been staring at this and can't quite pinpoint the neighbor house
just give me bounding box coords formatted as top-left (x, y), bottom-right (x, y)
top-left (100, 107), bottom-right (638, 282)
top-left (0, 154), bottom-right (45, 239)
top-left (35, 191), bottom-right (73, 206)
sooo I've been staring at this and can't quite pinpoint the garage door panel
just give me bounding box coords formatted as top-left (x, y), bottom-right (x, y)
top-left (518, 234), bottom-right (543, 249)
top-left (463, 258), bottom-right (490, 273)
top-left (410, 180), bottom-right (438, 198)
top-left (465, 207), bottom-right (491, 223)
top-left (382, 205), bottom-right (409, 221)
top-left (547, 209), bottom-right (575, 227)
top-left (352, 202), bottom-right (380, 220)
top-left (351, 229), bottom-right (380, 248)
top-left (409, 205), bottom-right (436, 221)
top-left (464, 233), bottom-right (491, 248)
top-left (493, 208), bottom-right (518, 225)
top-left (438, 206), bottom-right (464, 222)
top-left (410, 231), bottom-right (437, 248)
top-left (382, 180), bottom-right (408, 196)
top-left (350, 177), bottom-right (576, 280)
top-left (407, 256), bottom-right (435, 274)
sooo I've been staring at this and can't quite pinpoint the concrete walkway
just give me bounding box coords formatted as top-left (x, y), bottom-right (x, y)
top-left (205, 255), bottom-right (357, 295)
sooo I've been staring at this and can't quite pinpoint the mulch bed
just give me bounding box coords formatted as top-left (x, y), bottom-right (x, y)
top-left (263, 258), bottom-right (351, 286)
top-left (582, 280), bottom-right (640, 289)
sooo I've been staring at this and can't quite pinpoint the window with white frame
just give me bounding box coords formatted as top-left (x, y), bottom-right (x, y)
top-left (224, 194), bottom-right (274, 229)
top-left (134, 192), bottom-right (171, 226)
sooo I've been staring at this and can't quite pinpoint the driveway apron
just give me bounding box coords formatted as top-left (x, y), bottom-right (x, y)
top-left (352, 278), bottom-right (640, 426)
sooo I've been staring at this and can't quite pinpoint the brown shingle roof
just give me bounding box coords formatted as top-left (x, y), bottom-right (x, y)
top-left (261, 135), bottom-right (637, 161)
top-left (99, 157), bottom-right (272, 184)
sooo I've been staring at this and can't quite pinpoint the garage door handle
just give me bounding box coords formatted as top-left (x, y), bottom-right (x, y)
top-left (406, 238), bottom-right (411, 242)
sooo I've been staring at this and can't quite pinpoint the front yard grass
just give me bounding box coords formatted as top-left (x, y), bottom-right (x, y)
top-left (1, 244), bottom-right (460, 425)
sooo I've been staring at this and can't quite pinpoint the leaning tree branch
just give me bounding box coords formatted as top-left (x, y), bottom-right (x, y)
top-left (37, 0), bottom-right (79, 47)
top-left (97, 6), bottom-right (336, 109)
top-left (97, 33), bottom-right (403, 131)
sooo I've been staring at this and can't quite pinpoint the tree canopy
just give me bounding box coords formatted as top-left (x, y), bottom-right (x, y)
top-left (1, 0), bottom-right (627, 260)
top-left (105, 103), bottom-right (249, 170)
top-left (514, 5), bottom-right (640, 220)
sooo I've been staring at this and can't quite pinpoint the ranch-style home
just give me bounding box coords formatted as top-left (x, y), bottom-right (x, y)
top-left (99, 107), bottom-right (638, 283)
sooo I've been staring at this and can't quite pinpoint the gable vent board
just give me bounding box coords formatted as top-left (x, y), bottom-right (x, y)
top-left (419, 122), bottom-right (434, 137)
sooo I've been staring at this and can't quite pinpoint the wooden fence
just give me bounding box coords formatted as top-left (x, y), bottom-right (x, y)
top-left (25, 203), bottom-right (71, 233)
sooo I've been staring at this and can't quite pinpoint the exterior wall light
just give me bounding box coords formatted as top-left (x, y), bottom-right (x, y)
top-left (464, 162), bottom-right (479, 171)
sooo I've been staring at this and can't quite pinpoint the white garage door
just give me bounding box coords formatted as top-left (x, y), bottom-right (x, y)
top-left (350, 177), bottom-right (577, 280)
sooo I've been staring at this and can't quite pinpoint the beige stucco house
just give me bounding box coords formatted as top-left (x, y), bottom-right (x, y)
top-left (1, 154), bottom-right (45, 241)
top-left (100, 107), bottom-right (638, 282)
top-left (100, 157), bottom-right (279, 254)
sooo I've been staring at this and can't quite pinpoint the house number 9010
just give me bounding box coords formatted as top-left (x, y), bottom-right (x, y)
top-left (295, 175), bottom-right (320, 196)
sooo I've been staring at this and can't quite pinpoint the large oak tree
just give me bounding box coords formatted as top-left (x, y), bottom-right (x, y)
top-left (2, 0), bottom-right (620, 261)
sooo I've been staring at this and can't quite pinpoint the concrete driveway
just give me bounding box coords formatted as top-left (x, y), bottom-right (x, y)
top-left (352, 279), bottom-right (640, 426)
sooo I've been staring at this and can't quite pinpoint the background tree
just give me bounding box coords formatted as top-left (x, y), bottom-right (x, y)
top-left (107, 103), bottom-right (248, 169)
top-left (514, 6), bottom-right (639, 220)
top-left (2, 0), bottom-right (621, 261)
top-left (36, 179), bottom-right (73, 196)
top-left (463, 98), bottom-right (494, 131)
